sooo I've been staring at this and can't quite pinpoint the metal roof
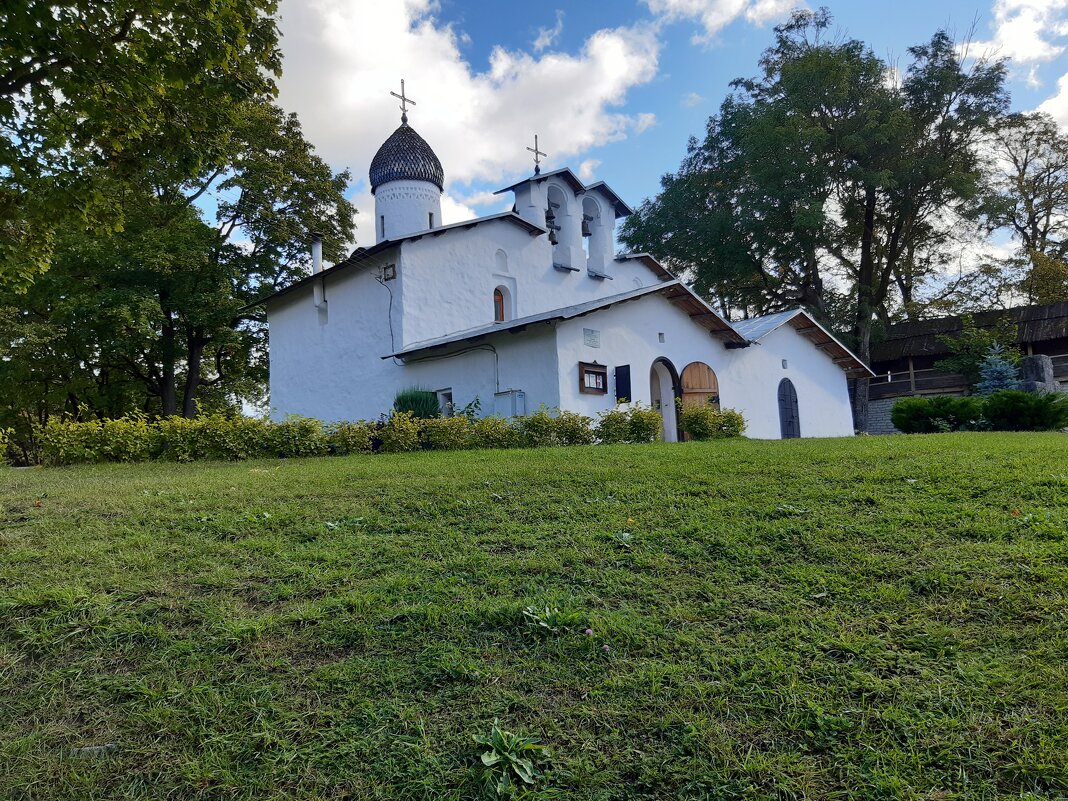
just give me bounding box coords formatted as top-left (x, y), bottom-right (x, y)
top-left (384, 279), bottom-right (745, 360)
top-left (369, 122), bottom-right (444, 193)
top-left (733, 308), bottom-right (873, 377)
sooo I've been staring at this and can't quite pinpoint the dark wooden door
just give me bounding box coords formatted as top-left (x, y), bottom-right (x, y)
top-left (778, 378), bottom-right (800, 439)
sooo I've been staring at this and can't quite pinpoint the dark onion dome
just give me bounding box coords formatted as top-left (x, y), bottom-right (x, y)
top-left (368, 122), bottom-right (444, 194)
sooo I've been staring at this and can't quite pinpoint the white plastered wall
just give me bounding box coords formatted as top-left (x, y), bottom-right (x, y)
top-left (553, 294), bottom-right (856, 439)
top-left (398, 217), bottom-right (656, 348)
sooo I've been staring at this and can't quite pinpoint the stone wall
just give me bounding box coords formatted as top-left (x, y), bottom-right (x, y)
top-left (866, 397), bottom-right (901, 435)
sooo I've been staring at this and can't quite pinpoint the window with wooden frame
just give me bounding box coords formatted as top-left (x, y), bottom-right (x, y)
top-left (493, 288), bottom-right (506, 322)
top-left (579, 361), bottom-right (608, 394)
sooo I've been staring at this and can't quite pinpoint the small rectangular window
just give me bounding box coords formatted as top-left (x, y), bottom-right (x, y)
top-left (579, 362), bottom-right (608, 395)
top-left (380, 215), bottom-right (385, 238)
top-left (429, 212), bottom-right (435, 229)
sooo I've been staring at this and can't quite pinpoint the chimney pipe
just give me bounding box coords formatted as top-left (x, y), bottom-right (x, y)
top-left (311, 232), bottom-right (323, 274)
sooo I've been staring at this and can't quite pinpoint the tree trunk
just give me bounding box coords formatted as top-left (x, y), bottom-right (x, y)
top-left (850, 185), bottom-right (878, 433)
top-left (160, 301), bottom-right (178, 416)
top-left (182, 331), bottom-right (206, 418)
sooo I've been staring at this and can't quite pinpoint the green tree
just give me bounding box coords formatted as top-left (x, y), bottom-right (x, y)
top-left (622, 10), bottom-right (1007, 428)
top-left (0, 99), bottom-right (354, 434)
top-left (0, 0), bottom-right (281, 290)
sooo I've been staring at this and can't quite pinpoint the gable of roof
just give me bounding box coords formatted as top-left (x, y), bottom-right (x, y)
top-left (246, 212), bottom-right (546, 309)
top-left (614, 252), bottom-right (674, 280)
top-left (734, 308), bottom-right (873, 377)
top-left (385, 279), bottom-right (745, 360)
top-left (583, 182), bottom-right (634, 219)
top-left (870, 302), bottom-right (1068, 363)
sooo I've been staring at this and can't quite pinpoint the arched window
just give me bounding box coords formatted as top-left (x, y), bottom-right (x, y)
top-left (493, 287), bottom-right (507, 322)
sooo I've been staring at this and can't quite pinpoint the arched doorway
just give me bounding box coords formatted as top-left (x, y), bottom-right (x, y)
top-left (649, 358), bottom-right (682, 442)
top-left (778, 378), bottom-right (800, 439)
top-left (680, 362), bottom-right (720, 410)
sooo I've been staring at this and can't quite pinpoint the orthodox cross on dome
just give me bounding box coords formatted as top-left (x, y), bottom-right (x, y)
top-left (527, 134), bottom-right (547, 175)
top-left (390, 79), bottom-right (416, 123)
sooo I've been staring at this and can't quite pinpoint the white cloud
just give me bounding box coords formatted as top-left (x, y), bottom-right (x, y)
top-left (682, 91), bottom-right (704, 107)
top-left (1039, 72), bottom-right (1068, 127)
top-left (634, 112), bottom-right (657, 132)
top-left (642, 0), bottom-right (801, 43)
top-left (972, 0), bottom-right (1068, 66)
top-left (276, 0), bottom-right (660, 244)
top-left (578, 159), bottom-right (601, 180)
top-left (534, 10), bottom-right (565, 52)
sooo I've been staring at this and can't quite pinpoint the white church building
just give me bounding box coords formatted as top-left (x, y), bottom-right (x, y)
top-left (258, 100), bottom-right (872, 440)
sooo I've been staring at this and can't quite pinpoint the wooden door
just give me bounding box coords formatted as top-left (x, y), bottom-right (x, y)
top-left (778, 378), bottom-right (800, 439)
top-left (681, 362), bottom-right (720, 409)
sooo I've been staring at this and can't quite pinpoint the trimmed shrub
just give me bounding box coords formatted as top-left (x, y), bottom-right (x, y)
top-left (626, 403), bottom-right (663, 443)
top-left (517, 407), bottom-right (559, 448)
top-left (595, 404), bottom-right (662, 444)
top-left (41, 419), bottom-right (109, 465)
top-left (393, 387), bottom-right (440, 419)
top-left (421, 416), bottom-right (473, 450)
top-left (379, 411), bottom-right (422, 453)
top-left (982, 390), bottom-right (1068, 432)
top-left (554, 410), bottom-right (595, 446)
top-left (678, 405), bottom-right (747, 440)
top-left (0, 427), bottom-right (10, 465)
top-left (470, 416), bottom-right (521, 450)
top-left (264, 416), bottom-right (330, 458)
top-left (155, 415), bottom-right (269, 461)
top-left (326, 421), bottom-right (374, 455)
top-left (891, 396), bottom-right (983, 434)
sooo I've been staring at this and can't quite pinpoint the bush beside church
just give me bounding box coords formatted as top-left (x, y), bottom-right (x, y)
top-left (11, 403), bottom-right (749, 467)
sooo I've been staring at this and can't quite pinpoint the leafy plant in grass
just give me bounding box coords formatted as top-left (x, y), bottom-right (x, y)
top-left (474, 719), bottom-right (552, 798)
top-left (983, 390), bottom-right (1068, 431)
top-left (0, 427), bottom-right (10, 464)
top-left (393, 387), bottom-right (441, 419)
top-left (677, 404), bottom-right (746, 440)
top-left (976, 344), bottom-right (1022, 396)
top-left (891, 396), bottom-right (984, 433)
top-left (521, 605), bottom-right (584, 636)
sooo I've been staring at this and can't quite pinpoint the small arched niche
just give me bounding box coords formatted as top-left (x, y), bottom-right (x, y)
top-left (581, 195), bottom-right (607, 273)
top-left (495, 248), bottom-right (508, 273)
top-left (545, 184), bottom-right (573, 269)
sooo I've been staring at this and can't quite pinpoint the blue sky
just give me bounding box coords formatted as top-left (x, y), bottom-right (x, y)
top-left (273, 0), bottom-right (1068, 248)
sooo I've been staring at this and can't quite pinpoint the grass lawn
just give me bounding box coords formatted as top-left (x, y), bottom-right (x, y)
top-left (1, 433), bottom-right (1067, 800)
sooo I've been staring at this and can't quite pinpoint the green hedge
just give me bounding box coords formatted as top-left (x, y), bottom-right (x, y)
top-left (891, 390), bottom-right (1068, 433)
top-left (26, 403), bottom-right (720, 467)
top-left (677, 405), bottom-right (747, 440)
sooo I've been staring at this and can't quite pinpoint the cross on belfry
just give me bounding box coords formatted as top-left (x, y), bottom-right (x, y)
top-left (391, 79), bottom-right (416, 123)
top-left (527, 134), bottom-right (547, 175)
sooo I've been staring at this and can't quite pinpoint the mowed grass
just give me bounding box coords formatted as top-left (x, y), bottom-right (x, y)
top-left (1, 434), bottom-right (1067, 800)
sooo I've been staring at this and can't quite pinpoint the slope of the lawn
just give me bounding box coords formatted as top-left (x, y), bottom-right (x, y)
top-left (1, 433), bottom-right (1066, 800)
